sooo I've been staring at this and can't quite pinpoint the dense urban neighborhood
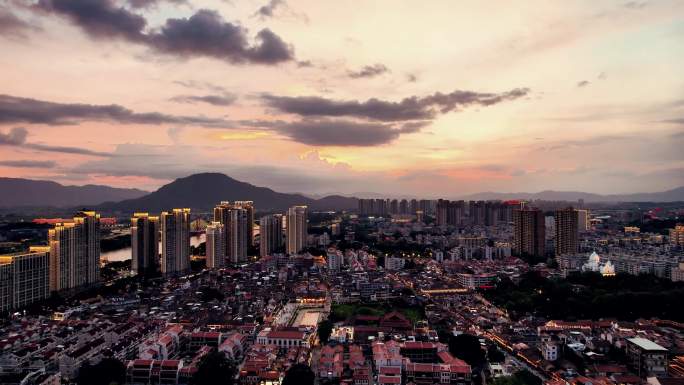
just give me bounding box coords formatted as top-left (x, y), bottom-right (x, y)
top-left (1, 194), bottom-right (683, 385)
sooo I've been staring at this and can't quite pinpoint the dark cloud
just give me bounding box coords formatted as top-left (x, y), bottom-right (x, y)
top-left (126, 0), bottom-right (186, 9)
top-left (0, 5), bottom-right (36, 38)
top-left (272, 119), bottom-right (418, 147)
top-left (406, 73), bottom-right (418, 82)
top-left (36, 2), bottom-right (294, 64)
top-left (147, 10), bottom-right (294, 64)
top-left (36, 0), bottom-right (146, 41)
top-left (262, 88), bottom-right (530, 122)
top-left (170, 93), bottom-right (237, 106)
top-left (0, 94), bottom-right (232, 127)
top-left (0, 127), bottom-right (112, 157)
top-left (577, 80), bottom-right (590, 87)
top-left (0, 159), bottom-right (57, 168)
top-left (663, 118), bottom-right (684, 125)
top-left (348, 63), bottom-right (389, 79)
top-left (0, 126), bottom-right (27, 145)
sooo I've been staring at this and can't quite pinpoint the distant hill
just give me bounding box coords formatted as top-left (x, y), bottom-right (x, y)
top-left (98, 173), bottom-right (358, 213)
top-left (0, 177), bottom-right (148, 208)
top-left (460, 186), bottom-right (684, 203)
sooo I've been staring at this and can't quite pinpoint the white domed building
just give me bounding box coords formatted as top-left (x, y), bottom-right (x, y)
top-left (582, 251), bottom-right (615, 277)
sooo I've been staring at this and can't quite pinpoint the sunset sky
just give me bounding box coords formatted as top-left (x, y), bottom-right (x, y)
top-left (1, 0), bottom-right (683, 197)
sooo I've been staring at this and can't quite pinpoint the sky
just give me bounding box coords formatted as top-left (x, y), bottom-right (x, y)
top-left (0, 0), bottom-right (683, 198)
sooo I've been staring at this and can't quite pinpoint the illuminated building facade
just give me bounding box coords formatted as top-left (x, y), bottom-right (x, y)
top-left (286, 206), bottom-right (308, 254)
top-left (206, 221), bottom-right (225, 268)
top-left (48, 211), bottom-right (101, 292)
top-left (0, 247), bottom-right (50, 312)
top-left (131, 212), bottom-right (159, 276)
top-left (161, 208), bottom-right (191, 275)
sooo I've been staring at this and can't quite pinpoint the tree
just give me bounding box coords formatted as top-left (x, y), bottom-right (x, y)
top-left (487, 345), bottom-right (505, 363)
top-left (76, 358), bottom-right (125, 385)
top-left (318, 320), bottom-right (333, 344)
top-left (282, 363), bottom-right (314, 385)
top-left (491, 370), bottom-right (542, 385)
top-left (191, 351), bottom-right (235, 385)
top-left (449, 334), bottom-right (486, 368)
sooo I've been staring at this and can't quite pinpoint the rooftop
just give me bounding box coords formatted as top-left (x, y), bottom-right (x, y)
top-left (627, 337), bottom-right (667, 351)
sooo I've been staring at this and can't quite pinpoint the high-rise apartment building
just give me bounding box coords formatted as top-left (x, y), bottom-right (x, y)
top-left (555, 207), bottom-right (579, 256)
top-left (436, 200), bottom-right (465, 227)
top-left (228, 208), bottom-right (249, 263)
top-left (0, 247), bottom-right (50, 313)
top-left (286, 206), bottom-right (308, 255)
top-left (206, 222), bottom-right (225, 268)
top-left (161, 208), bottom-right (191, 275)
top-left (48, 211), bottom-right (101, 292)
top-left (399, 199), bottom-right (409, 214)
top-left (131, 213), bottom-right (159, 276)
top-left (214, 202), bottom-right (251, 264)
top-left (576, 209), bottom-right (590, 232)
top-left (470, 201), bottom-right (486, 226)
top-left (259, 214), bottom-right (283, 257)
top-left (232, 201), bottom-right (255, 246)
top-left (513, 208), bottom-right (546, 259)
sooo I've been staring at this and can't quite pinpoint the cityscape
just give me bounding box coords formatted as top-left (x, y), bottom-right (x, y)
top-left (1, 1), bottom-right (684, 385)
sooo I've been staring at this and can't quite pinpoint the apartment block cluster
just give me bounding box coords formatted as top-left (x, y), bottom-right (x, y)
top-left (0, 211), bottom-right (101, 314)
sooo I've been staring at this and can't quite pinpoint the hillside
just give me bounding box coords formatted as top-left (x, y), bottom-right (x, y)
top-left (98, 173), bottom-right (358, 213)
top-left (0, 177), bottom-right (148, 208)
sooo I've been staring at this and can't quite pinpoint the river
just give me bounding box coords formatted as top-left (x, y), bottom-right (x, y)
top-left (101, 234), bottom-right (206, 262)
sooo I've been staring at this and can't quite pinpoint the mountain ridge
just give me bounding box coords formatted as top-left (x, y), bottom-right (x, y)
top-left (0, 177), bottom-right (148, 208)
top-left (97, 173), bottom-right (357, 213)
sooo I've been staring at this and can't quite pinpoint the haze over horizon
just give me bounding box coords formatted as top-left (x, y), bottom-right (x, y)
top-left (1, 0), bottom-right (683, 196)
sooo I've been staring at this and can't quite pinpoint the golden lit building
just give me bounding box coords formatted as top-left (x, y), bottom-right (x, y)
top-left (213, 202), bottom-right (251, 264)
top-left (206, 221), bottom-right (225, 268)
top-left (286, 206), bottom-right (308, 255)
top-left (161, 208), bottom-right (191, 275)
top-left (48, 211), bottom-right (101, 292)
top-left (131, 213), bottom-right (159, 276)
top-left (0, 247), bottom-right (50, 312)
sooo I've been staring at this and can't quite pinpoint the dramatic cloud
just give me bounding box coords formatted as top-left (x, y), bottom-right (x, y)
top-left (37, 0), bottom-right (146, 40)
top-left (0, 127), bottom-right (112, 157)
top-left (126, 0), bottom-right (186, 9)
top-left (348, 63), bottom-right (389, 79)
top-left (0, 159), bottom-right (57, 168)
top-left (0, 94), bottom-right (231, 127)
top-left (0, 126), bottom-right (27, 145)
top-left (279, 120), bottom-right (417, 146)
top-left (0, 6), bottom-right (36, 38)
top-left (234, 119), bottom-right (425, 147)
top-left (36, 1), bottom-right (294, 64)
top-left (262, 88), bottom-right (530, 122)
top-left (148, 10), bottom-right (294, 64)
top-left (170, 93), bottom-right (237, 106)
